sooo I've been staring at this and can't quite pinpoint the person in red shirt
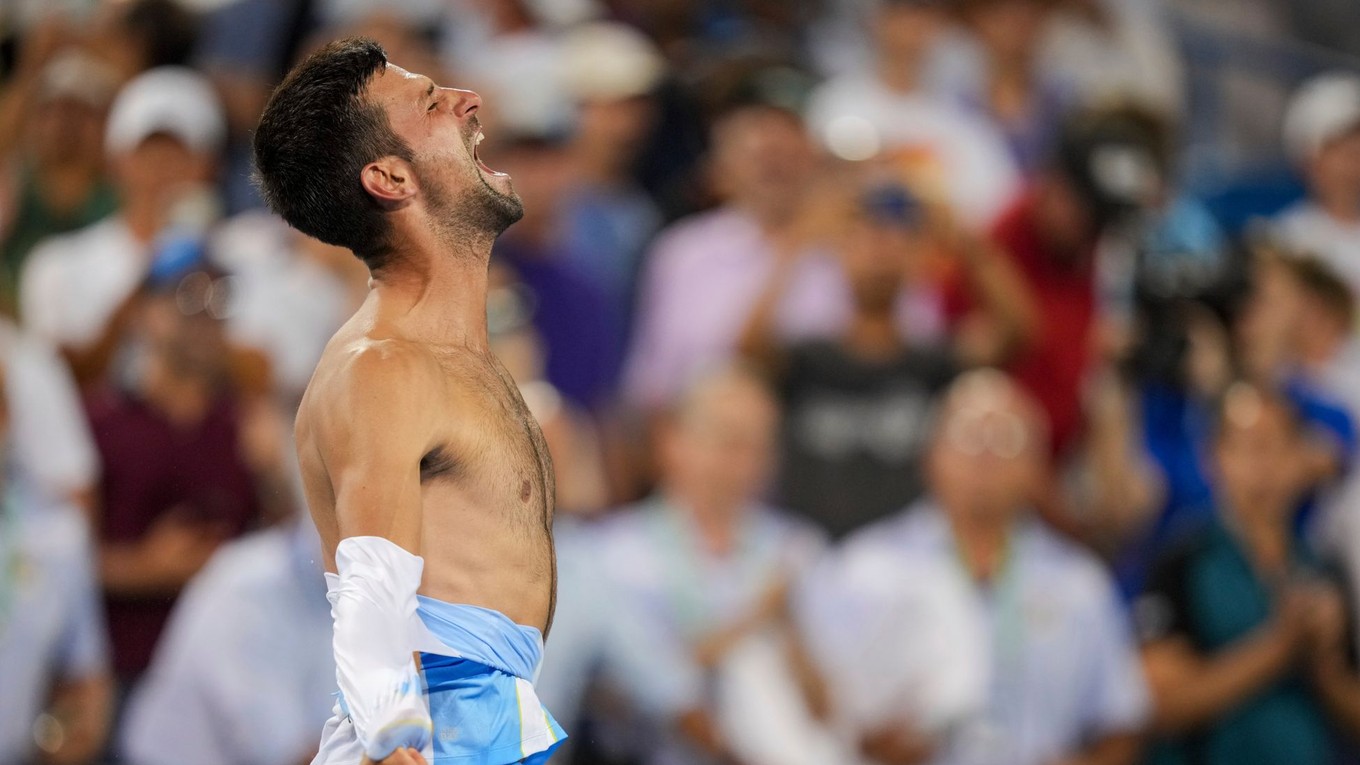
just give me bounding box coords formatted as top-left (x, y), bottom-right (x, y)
top-left (950, 105), bottom-right (1172, 458)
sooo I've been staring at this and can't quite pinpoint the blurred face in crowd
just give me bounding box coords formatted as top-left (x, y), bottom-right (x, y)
top-left (112, 133), bottom-right (215, 211)
top-left (928, 372), bottom-right (1047, 524)
top-left (138, 272), bottom-right (232, 386)
top-left (963, 0), bottom-right (1052, 64)
top-left (710, 106), bottom-right (815, 222)
top-left (1308, 127), bottom-right (1360, 217)
top-left (576, 96), bottom-right (656, 161)
top-left (1213, 386), bottom-right (1308, 525)
top-left (661, 369), bottom-right (780, 514)
top-left (1035, 174), bottom-right (1097, 257)
top-left (26, 96), bottom-right (106, 170)
top-left (841, 210), bottom-right (925, 316)
top-left (875, 1), bottom-right (947, 61)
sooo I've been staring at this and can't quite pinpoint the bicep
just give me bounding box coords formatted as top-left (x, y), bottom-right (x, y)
top-left (314, 353), bottom-right (435, 551)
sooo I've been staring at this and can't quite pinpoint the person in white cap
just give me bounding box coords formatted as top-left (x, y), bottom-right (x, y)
top-left (1274, 72), bottom-right (1360, 306)
top-left (19, 65), bottom-right (226, 387)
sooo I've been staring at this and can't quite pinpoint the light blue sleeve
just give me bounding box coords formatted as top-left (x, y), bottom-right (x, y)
top-left (55, 514), bottom-right (108, 681)
top-left (598, 579), bottom-right (705, 717)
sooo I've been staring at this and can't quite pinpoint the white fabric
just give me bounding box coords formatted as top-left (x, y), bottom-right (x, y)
top-left (0, 319), bottom-right (98, 510)
top-left (121, 524), bottom-right (335, 765)
top-left (105, 67), bottom-right (226, 157)
top-left (809, 503), bottom-right (1150, 765)
top-left (0, 504), bottom-right (109, 763)
top-left (211, 211), bottom-right (353, 399)
top-left (804, 74), bottom-right (1021, 229)
top-left (1275, 201), bottom-right (1360, 306)
top-left (798, 516), bottom-right (988, 739)
top-left (715, 630), bottom-right (852, 765)
top-left (328, 535), bottom-right (432, 761)
top-left (20, 217), bottom-right (146, 350)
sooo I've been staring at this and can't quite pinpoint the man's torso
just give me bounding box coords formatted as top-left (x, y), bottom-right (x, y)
top-left (297, 316), bottom-right (557, 634)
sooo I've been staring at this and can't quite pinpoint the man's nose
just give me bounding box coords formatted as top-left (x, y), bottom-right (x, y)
top-left (447, 88), bottom-right (481, 119)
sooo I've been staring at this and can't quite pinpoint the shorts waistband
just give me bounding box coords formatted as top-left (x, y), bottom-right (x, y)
top-left (415, 596), bottom-right (544, 680)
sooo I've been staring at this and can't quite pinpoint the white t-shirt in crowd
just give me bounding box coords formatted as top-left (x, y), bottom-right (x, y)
top-left (0, 319), bottom-right (98, 509)
top-left (20, 216), bottom-right (147, 351)
top-left (804, 73), bottom-right (1021, 229)
top-left (121, 522), bottom-right (335, 765)
top-left (210, 211), bottom-right (354, 399)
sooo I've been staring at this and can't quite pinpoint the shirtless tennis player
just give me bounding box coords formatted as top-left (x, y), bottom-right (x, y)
top-left (252, 39), bottom-right (563, 765)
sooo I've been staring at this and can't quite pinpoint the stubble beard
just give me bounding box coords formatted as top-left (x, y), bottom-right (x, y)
top-left (417, 154), bottom-right (525, 247)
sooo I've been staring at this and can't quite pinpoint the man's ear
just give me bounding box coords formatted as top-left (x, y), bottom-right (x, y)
top-left (360, 157), bottom-right (416, 210)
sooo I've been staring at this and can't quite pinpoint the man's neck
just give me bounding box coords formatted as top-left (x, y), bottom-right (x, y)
top-left (667, 487), bottom-right (744, 557)
top-left (948, 506), bottom-right (1012, 583)
top-left (1231, 509), bottom-right (1291, 577)
top-left (370, 227), bottom-right (495, 350)
top-left (844, 311), bottom-right (903, 359)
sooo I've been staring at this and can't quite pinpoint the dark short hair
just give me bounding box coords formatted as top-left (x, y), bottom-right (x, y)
top-left (1277, 254), bottom-right (1356, 329)
top-left (253, 37), bottom-right (412, 269)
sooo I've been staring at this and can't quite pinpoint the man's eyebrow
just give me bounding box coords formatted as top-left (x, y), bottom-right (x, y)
top-left (424, 81), bottom-right (435, 99)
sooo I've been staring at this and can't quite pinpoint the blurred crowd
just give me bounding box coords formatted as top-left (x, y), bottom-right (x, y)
top-left (7, 0), bottom-right (1360, 764)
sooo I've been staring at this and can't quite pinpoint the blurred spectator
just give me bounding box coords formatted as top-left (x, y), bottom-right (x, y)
top-left (87, 0), bottom-right (199, 83)
top-left (740, 180), bottom-right (1036, 538)
top-left (90, 265), bottom-right (278, 685)
top-left (944, 0), bottom-right (1071, 175)
top-left (120, 516), bottom-right (334, 765)
top-left (0, 317), bottom-right (100, 516)
top-left (491, 137), bottom-right (628, 411)
top-left (597, 366), bottom-right (827, 763)
top-left (0, 49), bottom-right (119, 306)
top-left (1274, 73), bottom-right (1360, 302)
top-left (0, 362), bottom-right (113, 765)
top-left (1039, 0), bottom-right (1184, 115)
top-left (625, 102), bottom-right (933, 414)
top-left (1135, 383), bottom-right (1360, 764)
top-left (955, 104), bottom-right (1169, 457)
top-left (803, 0), bottom-right (1020, 229)
top-left (555, 22), bottom-right (666, 328)
top-left (808, 370), bottom-right (1147, 765)
top-left (194, 0), bottom-right (311, 214)
top-left (210, 210), bottom-right (366, 405)
top-left (20, 65), bottom-right (225, 387)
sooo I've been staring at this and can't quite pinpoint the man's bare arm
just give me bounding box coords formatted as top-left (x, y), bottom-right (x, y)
top-left (308, 342), bottom-right (440, 763)
top-left (313, 342), bottom-right (438, 551)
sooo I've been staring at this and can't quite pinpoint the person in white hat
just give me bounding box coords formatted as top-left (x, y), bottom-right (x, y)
top-left (1274, 72), bottom-right (1360, 306)
top-left (18, 65), bottom-right (226, 387)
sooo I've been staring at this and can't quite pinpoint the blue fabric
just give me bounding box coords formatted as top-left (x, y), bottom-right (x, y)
top-left (416, 598), bottom-right (544, 681)
top-left (418, 654), bottom-right (566, 764)
top-left (415, 599), bottom-right (565, 764)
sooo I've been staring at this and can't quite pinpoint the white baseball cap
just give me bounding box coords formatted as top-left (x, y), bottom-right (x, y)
top-left (1282, 72), bottom-right (1360, 164)
top-left (561, 22), bottom-right (666, 103)
top-left (105, 66), bottom-right (227, 157)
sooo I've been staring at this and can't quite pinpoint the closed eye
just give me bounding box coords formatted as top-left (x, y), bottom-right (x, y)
top-left (428, 101), bottom-right (438, 112)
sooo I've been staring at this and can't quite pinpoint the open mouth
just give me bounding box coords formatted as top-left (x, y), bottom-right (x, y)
top-left (472, 130), bottom-right (507, 177)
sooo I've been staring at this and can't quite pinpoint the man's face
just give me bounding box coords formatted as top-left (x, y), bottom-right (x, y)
top-left (1309, 128), bottom-right (1360, 211)
top-left (1214, 394), bottom-right (1306, 523)
top-left (927, 379), bottom-right (1045, 523)
top-left (663, 376), bottom-right (780, 511)
top-left (366, 63), bottom-right (524, 235)
top-left (711, 108), bottom-right (814, 208)
top-left (841, 217), bottom-right (924, 315)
